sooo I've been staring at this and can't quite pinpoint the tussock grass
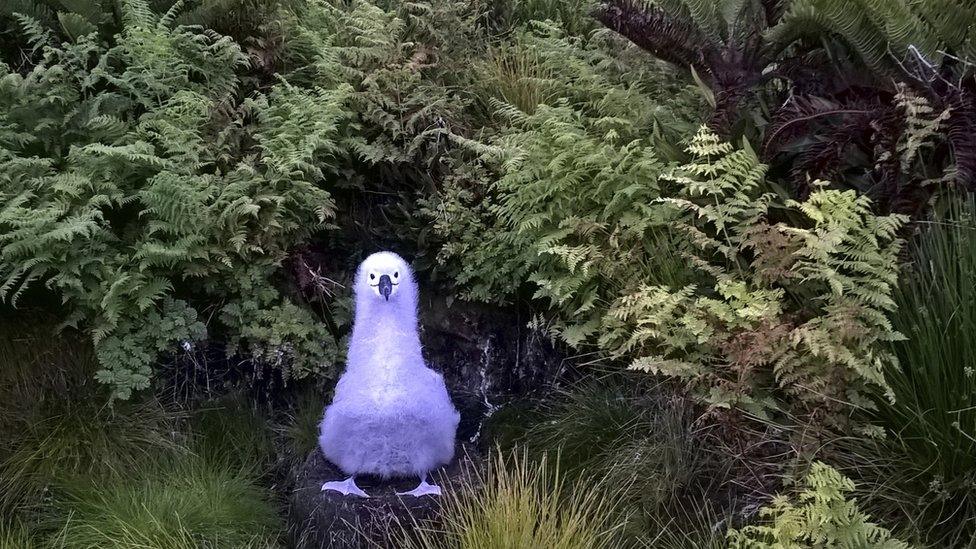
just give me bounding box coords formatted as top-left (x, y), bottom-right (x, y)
top-left (484, 378), bottom-right (733, 547)
top-left (47, 453), bottom-right (281, 549)
top-left (834, 195), bottom-right (976, 546)
top-left (0, 398), bottom-right (186, 514)
top-left (399, 450), bottom-right (624, 549)
top-left (478, 39), bottom-right (556, 115)
top-left (275, 387), bottom-right (325, 472)
top-left (1, 319), bottom-right (286, 548)
top-left (190, 393), bottom-right (276, 471)
top-left (523, 379), bottom-right (704, 506)
top-left (0, 314), bottom-right (96, 438)
top-left (638, 499), bottom-right (730, 549)
top-left (0, 519), bottom-right (36, 549)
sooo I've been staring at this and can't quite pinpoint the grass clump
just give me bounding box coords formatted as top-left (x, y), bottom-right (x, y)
top-left (491, 377), bottom-right (734, 547)
top-left (1, 318), bottom-right (286, 547)
top-left (831, 195), bottom-right (976, 547)
top-left (48, 453), bottom-right (281, 549)
top-left (274, 387), bottom-right (326, 473)
top-left (189, 393), bottom-right (277, 471)
top-left (525, 381), bottom-right (704, 493)
top-left (0, 398), bottom-right (185, 514)
top-left (399, 450), bottom-right (623, 549)
top-left (0, 519), bottom-right (37, 549)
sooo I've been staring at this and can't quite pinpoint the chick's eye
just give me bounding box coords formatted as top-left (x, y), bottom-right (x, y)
top-left (394, 271), bottom-right (399, 278)
top-left (369, 273), bottom-right (375, 280)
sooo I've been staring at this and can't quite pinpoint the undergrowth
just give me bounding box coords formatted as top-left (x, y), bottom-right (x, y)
top-left (46, 453), bottom-right (281, 549)
top-left (831, 195), bottom-right (976, 547)
top-left (2, 0), bottom-right (975, 546)
top-left (487, 377), bottom-right (739, 547)
top-left (397, 450), bottom-right (624, 549)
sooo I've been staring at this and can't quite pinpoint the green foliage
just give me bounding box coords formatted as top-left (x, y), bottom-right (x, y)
top-left (425, 20), bottom-right (702, 307)
top-left (276, 387), bottom-right (327, 471)
top-left (521, 380), bottom-right (700, 501)
top-left (0, 314), bottom-right (96, 439)
top-left (768, 0), bottom-right (976, 79)
top-left (170, 0), bottom-right (298, 40)
top-left (0, 3), bottom-right (351, 398)
top-left (0, 0), bottom-right (114, 44)
top-left (189, 392), bottom-right (277, 470)
top-left (442, 121), bottom-right (905, 419)
top-left (509, 379), bottom-right (728, 547)
top-left (609, 129), bottom-right (905, 418)
top-left (0, 519), bottom-right (36, 549)
top-left (397, 450), bottom-right (624, 549)
top-left (728, 462), bottom-right (910, 549)
top-left (0, 397), bottom-right (185, 514)
top-left (639, 500), bottom-right (730, 549)
top-left (0, 328), bottom-right (283, 545)
top-left (485, 0), bottom-right (596, 36)
top-left (287, 0), bottom-right (476, 165)
top-left (830, 195), bottom-right (976, 547)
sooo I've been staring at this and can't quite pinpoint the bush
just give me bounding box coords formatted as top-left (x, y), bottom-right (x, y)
top-left (425, 21), bottom-right (702, 306)
top-left (440, 124), bottom-right (906, 422)
top-left (612, 130), bottom-right (906, 421)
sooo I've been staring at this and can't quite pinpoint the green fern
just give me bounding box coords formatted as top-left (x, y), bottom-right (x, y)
top-left (728, 462), bottom-right (911, 548)
top-left (0, 7), bottom-right (353, 399)
top-left (611, 128), bottom-right (905, 418)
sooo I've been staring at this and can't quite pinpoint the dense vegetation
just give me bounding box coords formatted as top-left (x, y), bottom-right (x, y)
top-left (2, 0), bottom-right (975, 547)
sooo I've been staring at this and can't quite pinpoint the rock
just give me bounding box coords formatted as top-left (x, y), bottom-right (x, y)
top-left (288, 445), bottom-right (478, 549)
top-left (418, 295), bottom-right (566, 444)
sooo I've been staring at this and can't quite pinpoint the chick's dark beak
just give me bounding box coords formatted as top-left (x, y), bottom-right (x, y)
top-left (378, 274), bottom-right (392, 301)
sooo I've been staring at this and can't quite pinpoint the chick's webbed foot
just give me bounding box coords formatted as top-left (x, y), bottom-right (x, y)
top-left (397, 476), bottom-right (442, 497)
top-left (322, 476), bottom-right (369, 498)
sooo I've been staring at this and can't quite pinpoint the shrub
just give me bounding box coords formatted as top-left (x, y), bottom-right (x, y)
top-left (727, 462), bottom-right (909, 548)
top-left (613, 129), bottom-right (906, 421)
top-left (425, 20), bottom-right (702, 306)
top-left (592, 0), bottom-right (976, 213)
top-left (440, 123), bottom-right (905, 421)
top-left (484, 0), bottom-right (596, 36)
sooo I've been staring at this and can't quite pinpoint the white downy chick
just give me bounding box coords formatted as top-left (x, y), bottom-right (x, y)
top-left (319, 251), bottom-right (459, 497)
